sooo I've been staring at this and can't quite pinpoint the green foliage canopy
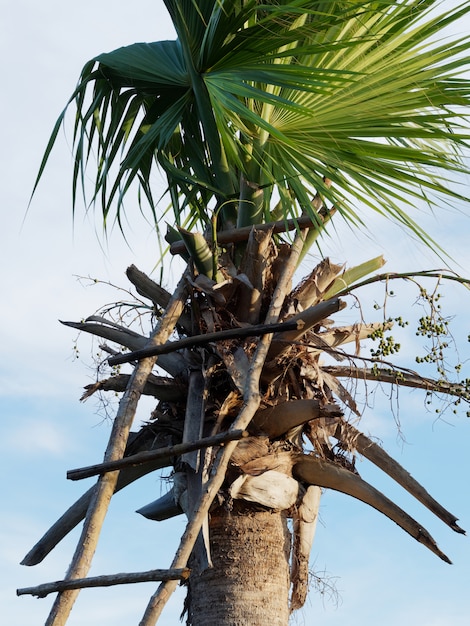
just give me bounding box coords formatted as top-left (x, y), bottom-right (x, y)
top-left (36, 0), bottom-right (470, 249)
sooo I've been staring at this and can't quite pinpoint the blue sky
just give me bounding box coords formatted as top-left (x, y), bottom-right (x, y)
top-left (2, 2), bottom-right (470, 625)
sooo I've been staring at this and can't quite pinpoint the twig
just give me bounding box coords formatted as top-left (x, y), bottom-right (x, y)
top-left (138, 227), bottom-right (310, 625)
top-left (67, 430), bottom-right (248, 481)
top-left (17, 569), bottom-right (190, 598)
top-left (44, 271), bottom-right (190, 626)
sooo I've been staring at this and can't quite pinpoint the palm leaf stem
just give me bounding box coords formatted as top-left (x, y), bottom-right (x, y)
top-left (251, 399), bottom-right (342, 439)
top-left (323, 364), bottom-right (470, 402)
top-left (267, 299), bottom-right (347, 360)
top-left (293, 456), bottom-right (451, 563)
top-left (20, 463), bottom-right (162, 567)
top-left (332, 271), bottom-right (470, 298)
top-left (59, 319), bottom-right (187, 379)
top-left (290, 485), bottom-right (321, 611)
top-left (80, 374), bottom-right (186, 403)
top-left (335, 422), bottom-right (465, 534)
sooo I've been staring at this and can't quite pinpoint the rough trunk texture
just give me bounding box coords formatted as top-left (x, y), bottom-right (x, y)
top-left (188, 503), bottom-right (291, 626)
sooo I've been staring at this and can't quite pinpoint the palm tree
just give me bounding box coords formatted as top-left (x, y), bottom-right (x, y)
top-left (22, 1), bottom-right (470, 625)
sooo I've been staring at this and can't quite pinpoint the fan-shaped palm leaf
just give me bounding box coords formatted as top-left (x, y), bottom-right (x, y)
top-left (34, 0), bottom-right (470, 252)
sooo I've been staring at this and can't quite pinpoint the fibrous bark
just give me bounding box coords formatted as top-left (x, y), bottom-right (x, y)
top-left (188, 504), bottom-right (291, 626)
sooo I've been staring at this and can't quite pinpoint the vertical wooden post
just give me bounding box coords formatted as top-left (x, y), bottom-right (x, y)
top-left (44, 272), bottom-right (189, 626)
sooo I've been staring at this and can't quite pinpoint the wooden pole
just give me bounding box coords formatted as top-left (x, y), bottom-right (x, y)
top-left (43, 271), bottom-right (190, 626)
top-left (17, 569), bottom-right (190, 598)
top-left (67, 430), bottom-right (248, 481)
top-left (107, 318), bottom-right (302, 366)
top-left (169, 212), bottom-right (333, 256)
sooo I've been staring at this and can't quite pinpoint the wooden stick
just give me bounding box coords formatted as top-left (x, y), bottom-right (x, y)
top-left (169, 213), bottom-right (329, 256)
top-left (44, 271), bottom-right (190, 626)
top-left (139, 226), bottom-right (310, 626)
top-left (107, 318), bottom-right (302, 366)
top-left (17, 569), bottom-right (190, 598)
top-left (67, 430), bottom-right (249, 481)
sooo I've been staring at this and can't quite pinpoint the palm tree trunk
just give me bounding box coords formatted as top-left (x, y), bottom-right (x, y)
top-left (188, 503), bottom-right (291, 626)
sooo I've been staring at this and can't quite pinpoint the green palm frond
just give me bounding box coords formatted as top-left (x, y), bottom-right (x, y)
top-left (34, 0), bottom-right (470, 251)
